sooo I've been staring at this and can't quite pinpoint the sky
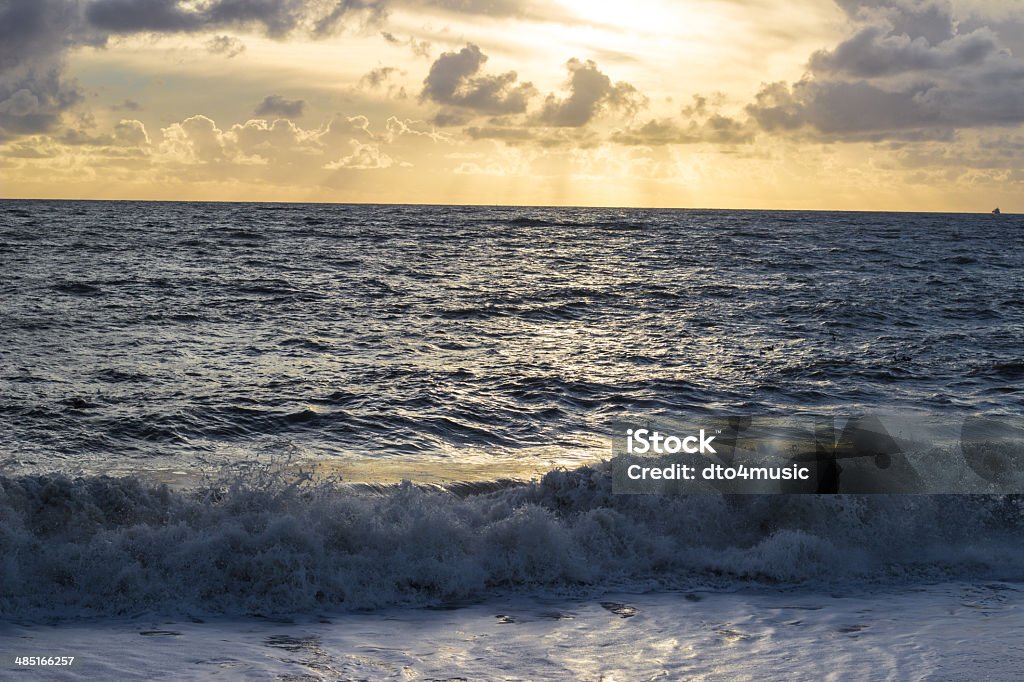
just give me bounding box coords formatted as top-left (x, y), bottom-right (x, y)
top-left (1, 0), bottom-right (1022, 211)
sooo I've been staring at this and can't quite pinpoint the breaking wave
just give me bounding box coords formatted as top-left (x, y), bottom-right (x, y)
top-left (2, 463), bottom-right (1023, 620)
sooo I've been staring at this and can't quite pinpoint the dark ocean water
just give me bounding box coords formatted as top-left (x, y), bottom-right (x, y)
top-left (2, 200), bottom-right (1023, 473)
top-left (2, 200), bottom-right (1024, 618)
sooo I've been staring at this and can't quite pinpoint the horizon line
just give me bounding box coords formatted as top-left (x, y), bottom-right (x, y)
top-left (0, 196), bottom-right (1009, 216)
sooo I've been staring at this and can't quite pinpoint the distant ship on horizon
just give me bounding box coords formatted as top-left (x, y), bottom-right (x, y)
top-left (992, 207), bottom-right (1001, 215)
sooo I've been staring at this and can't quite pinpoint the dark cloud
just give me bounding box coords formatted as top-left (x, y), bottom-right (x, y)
top-left (398, 0), bottom-right (528, 18)
top-left (360, 66), bottom-right (399, 88)
top-left (409, 37), bottom-right (431, 59)
top-left (611, 95), bottom-right (753, 146)
top-left (360, 67), bottom-right (407, 99)
top-left (959, 13), bottom-right (1024, 61)
top-left (538, 59), bottom-right (645, 127)
top-left (444, 58), bottom-right (652, 145)
top-left (0, 1), bottom-right (100, 136)
top-left (611, 115), bottom-right (753, 146)
top-left (465, 125), bottom-right (533, 142)
top-left (113, 98), bottom-right (142, 111)
top-left (611, 119), bottom-right (696, 145)
top-left (833, 0), bottom-right (954, 44)
top-left (747, 79), bottom-right (966, 141)
top-left (421, 44), bottom-right (535, 115)
top-left (681, 93), bottom-right (724, 119)
top-left (206, 34), bottom-right (246, 57)
top-left (431, 109), bottom-right (474, 127)
top-left (808, 25), bottom-right (1002, 78)
top-left (0, 66), bottom-right (83, 137)
top-left (892, 132), bottom-right (1024, 172)
top-left (746, 0), bottom-right (1024, 140)
top-left (56, 119), bottom-right (150, 147)
top-left (255, 95), bottom-right (306, 118)
top-left (0, 0), bottom-right (385, 139)
top-left (0, 1), bottom-right (101, 70)
top-left (84, 0), bottom-right (385, 38)
top-left (381, 32), bottom-right (431, 59)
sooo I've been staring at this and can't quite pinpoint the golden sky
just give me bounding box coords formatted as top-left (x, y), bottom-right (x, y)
top-left (1, 0), bottom-right (1022, 211)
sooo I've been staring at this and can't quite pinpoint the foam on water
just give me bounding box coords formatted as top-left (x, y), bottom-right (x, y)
top-left (7, 584), bottom-right (1024, 680)
top-left (2, 463), bottom-right (1023, 620)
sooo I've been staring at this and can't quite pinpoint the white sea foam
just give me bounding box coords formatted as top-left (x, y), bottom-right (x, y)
top-left (4, 584), bottom-right (1024, 680)
top-left (2, 462), bottom-right (1023, 621)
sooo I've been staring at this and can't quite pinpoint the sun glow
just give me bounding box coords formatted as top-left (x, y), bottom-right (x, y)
top-left (556, 0), bottom-right (699, 34)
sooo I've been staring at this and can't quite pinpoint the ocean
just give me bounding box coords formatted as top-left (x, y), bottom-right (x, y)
top-left (2, 200), bottom-right (1024, 679)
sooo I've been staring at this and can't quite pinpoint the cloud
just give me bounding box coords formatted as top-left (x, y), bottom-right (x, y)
top-left (746, 0), bottom-right (1024, 140)
top-left (360, 66), bottom-right (399, 88)
top-left (421, 44), bottom-right (536, 118)
top-left (466, 125), bottom-right (534, 143)
top-left (0, 1), bottom-right (101, 70)
top-left (396, 0), bottom-right (530, 18)
top-left (112, 98), bottom-right (142, 111)
top-left (0, 0), bottom-right (383, 139)
top-left (0, 1), bottom-right (99, 137)
top-left (808, 25), bottom-right (1002, 78)
top-left (537, 58), bottom-right (645, 127)
top-left (381, 31), bottom-right (431, 58)
top-left (440, 58), bottom-right (651, 146)
top-left (322, 113), bottom-right (375, 141)
top-left (255, 95), bottom-right (306, 118)
top-left (383, 116), bottom-right (450, 143)
top-left (0, 67), bottom-right (83, 137)
top-left (611, 115), bottom-right (754, 146)
top-left (324, 140), bottom-right (394, 169)
top-left (430, 110), bottom-right (474, 127)
top-left (206, 34), bottom-right (246, 58)
top-left (113, 119), bottom-right (151, 146)
top-left (158, 112), bottom-right (381, 167)
top-left (83, 0), bottom-right (386, 38)
top-left (833, 0), bottom-right (954, 44)
top-left (359, 66), bottom-right (408, 99)
top-left (161, 114), bottom-right (228, 162)
top-left (56, 118), bottom-right (152, 147)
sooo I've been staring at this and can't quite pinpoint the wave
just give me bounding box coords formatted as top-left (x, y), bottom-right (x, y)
top-left (2, 463), bottom-right (1023, 620)
top-left (50, 281), bottom-right (103, 296)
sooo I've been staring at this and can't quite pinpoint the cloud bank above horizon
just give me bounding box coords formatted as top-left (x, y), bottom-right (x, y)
top-left (1, 0), bottom-right (1022, 210)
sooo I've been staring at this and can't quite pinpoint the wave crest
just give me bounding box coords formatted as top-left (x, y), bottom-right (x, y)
top-left (2, 463), bottom-right (1023, 619)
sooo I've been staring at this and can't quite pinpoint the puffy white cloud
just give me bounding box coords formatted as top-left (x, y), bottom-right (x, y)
top-left (160, 114), bottom-right (229, 162)
top-left (158, 112), bottom-right (390, 167)
top-left (383, 116), bottom-right (450, 142)
top-left (113, 119), bottom-right (150, 146)
top-left (324, 140), bottom-right (394, 169)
